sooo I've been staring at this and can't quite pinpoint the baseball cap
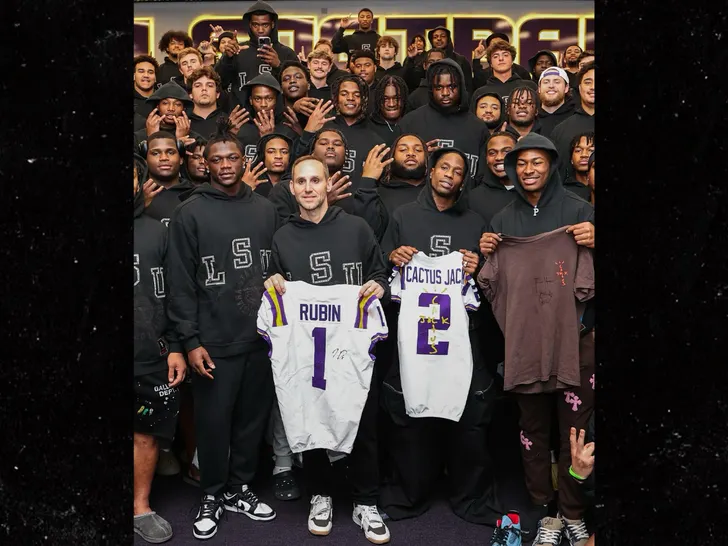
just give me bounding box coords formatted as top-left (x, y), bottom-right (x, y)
top-left (539, 66), bottom-right (569, 85)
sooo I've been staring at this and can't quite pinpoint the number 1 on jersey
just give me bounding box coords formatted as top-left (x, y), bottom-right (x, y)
top-left (312, 327), bottom-right (327, 390)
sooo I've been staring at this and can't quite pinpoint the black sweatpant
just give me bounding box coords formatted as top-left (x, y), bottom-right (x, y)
top-left (302, 368), bottom-right (380, 505)
top-left (192, 347), bottom-right (275, 497)
top-left (379, 327), bottom-right (503, 525)
top-left (514, 332), bottom-right (595, 519)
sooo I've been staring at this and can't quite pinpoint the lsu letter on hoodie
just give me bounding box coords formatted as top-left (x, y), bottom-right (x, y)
top-left (215, 1), bottom-right (298, 100)
top-left (269, 207), bottom-right (389, 296)
top-left (382, 148), bottom-right (486, 262)
top-left (398, 59), bottom-right (489, 182)
top-left (165, 182), bottom-right (279, 358)
top-left (134, 183), bottom-right (181, 376)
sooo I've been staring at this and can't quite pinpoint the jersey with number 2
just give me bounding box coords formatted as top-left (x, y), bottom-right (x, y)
top-left (257, 281), bottom-right (388, 454)
top-left (390, 252), bottom-right (480, 422)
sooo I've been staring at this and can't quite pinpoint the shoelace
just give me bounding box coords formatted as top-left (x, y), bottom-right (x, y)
top-left (311, 496), bottom-right (332, 518)
top-left (360, 505), bottom-right (384, 527)
top-left (198, 496), bottom-right (220, 519)
top-left (240, 488), bottom-right (261, 506)
top-left (489, 527), bottom-right (509, 545)
top-left (564, 519), bottom-right (589, 541)
top-left (535, 527), bottom-right (563, 545)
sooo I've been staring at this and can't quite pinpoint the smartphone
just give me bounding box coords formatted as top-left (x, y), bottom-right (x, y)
top-left (258, 36), bottom-right (271, 48)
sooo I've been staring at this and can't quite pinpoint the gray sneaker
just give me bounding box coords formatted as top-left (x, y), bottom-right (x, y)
top-left (533, 517), bottom-right (564, 546)
top-left (562, 516), bottom-right (590, 546)
top-left (134, 512), bottom-right (173, 544)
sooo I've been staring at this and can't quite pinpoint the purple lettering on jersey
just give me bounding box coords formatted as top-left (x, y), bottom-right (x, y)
top-left (312, 327), bottom-right (327, 390)
top-left (416, 293), bottom-right (451, 355)
top-left (300, 303), bottom-right (341, 322)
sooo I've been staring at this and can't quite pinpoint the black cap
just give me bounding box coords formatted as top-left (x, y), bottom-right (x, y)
top-left (214, 31), bottom-right (236, 49)
top-left (486, 33), bottom-right (509, 47)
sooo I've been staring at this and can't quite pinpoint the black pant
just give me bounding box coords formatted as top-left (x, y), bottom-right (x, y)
top-left (302, 368), bottom-right (380, 505)
top-left (192, 348), bottom-right (274, 496)
top-left (379, 327), bottom-right (503, 525)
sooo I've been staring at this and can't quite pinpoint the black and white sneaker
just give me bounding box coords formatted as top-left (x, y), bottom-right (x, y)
top-left (193, 494), bottom-right (223, 540)
top-left (353, 504), bottom-right (390, 544)
top-left (223, 485), bottom-right (276, 521)
top-left (308, 495), bottom-right (333, 536)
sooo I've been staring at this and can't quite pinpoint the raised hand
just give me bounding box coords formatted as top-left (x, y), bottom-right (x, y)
top-left (253, 109), bottom-right (276, 137)
top-left (282, 106), bottom-right (303, 136)
top-left (569, 427), bottom-right (595, 480)
top-left (303, 100), bottom-right (336, 133)
top-left (297, 46), bottom-right (307, 63)
top-left (228, 105), bottom-right (251, 136)
top-left (142, 178), bottom-right (164, 208)
top-left (361, 143), bottom-right (394, 180)
top-left (340, 14), bottom-right (357, 29)
top-left (145, 107), bottom-right (162, 136)
top-left (407, 43), bottom-right (418, 58)
top-left (425, 138), bottom-right (440, 153)
top-left (472, 39), bottom-right (486, 60)
top-left (242, 160), bottom-right (268, 189)
top-left (294, 96), bottom-right (321, 117)
top-left (174, 111), bottom-right (191, 139)
top-left (326, 171), bottom-right (352, 205)
top-left (257, 44), bottom-right (281, 68)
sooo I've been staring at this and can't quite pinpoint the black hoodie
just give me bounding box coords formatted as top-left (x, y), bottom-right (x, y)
top-left (469, 169), bottom-right (519, 227)
top-left (134, 183), bottom-right (181, 376)
top-left (253, 132), bottom-right (294, 198)
top-left (368, 111), bottom-right (403, 146)
top-left (269, 207), bottom-right (389, 297)
top-left (215, 1), bottom-right (298, 100)
top-left (549, 105), bottom-right (595, 178)
top-left (331, 27), bottom-right (380, 55)
top-left (426, 26), bottom-right (473, 94)
top-left (398, 59), bottom-right (489, 182)
top-left (145, 177), bottom-right (197, 227)
top-left (473, 74), bottom-right (537, 109)
top-left (165, 183), bottom-right (279, 357)
top-left (133, 82), bottom-right (200, 149)
top-left (375, 62), bottom-right (405, 83)
top-left (382, 147), bottom-right (485, 261)
top-left (538, 97), bottom-right (575, 140)
top-left (158, 57), bottom-right (183, 86)
top-left (406, 78), bottom-right (429, 112)
top-left (489, 133), bottom-right (594, 236)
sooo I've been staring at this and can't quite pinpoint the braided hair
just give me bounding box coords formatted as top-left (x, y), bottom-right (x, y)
top-left (373, 75), bottom-right (409, 119)
top-left (203, 116), bottom-right (244, 160)
top-left (428, 61), bottom-right (462, 100)
top-left (331, 74), bottom-right (369, 122)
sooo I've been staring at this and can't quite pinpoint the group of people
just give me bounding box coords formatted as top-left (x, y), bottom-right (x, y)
top-left (133, 2), bottom-right (596, 545)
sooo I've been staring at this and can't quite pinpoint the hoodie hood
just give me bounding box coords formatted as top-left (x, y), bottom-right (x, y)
top-left (181, 180), bottom-right (256, 203)
top-left (146, 81), bottom-right (193, 106)
top-left (287, 205), bottom-right (344, 228)
top-left (469, 89), bottom-right (506, 127)
top-left (242, 1), bottom-right (281, 43)
top-left (427, 26), bottom-right (454, 56)
top-left (417, 147), bottom-right (472, 213)
top-left (240, 72), bottom-right (282, 116)
top-left (527, 50), bottom-right (558, 75)
top-left (503, 133), bottom-right (564, 210)
top-left (426, 58), bottom-right (469, 114)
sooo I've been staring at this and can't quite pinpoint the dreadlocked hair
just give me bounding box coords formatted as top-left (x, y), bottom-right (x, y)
top-left (569, 131), bottom-right (595, 154)
top-left (374, 75), bottom-right (408, 118)
top-left (428, 62), bottom-right (462, 90)
top-left (204, 116), bottom-right (243, 160)
top-left (331, 74), bottom-right (368, 122)
top-left (508, 85), bottom-right (540, 111)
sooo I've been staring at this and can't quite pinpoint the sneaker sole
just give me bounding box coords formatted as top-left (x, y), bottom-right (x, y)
top-left (308, 523), bottom-right (333, 536)
top-left (192, 527), bottom-right (217, 540)
top-left (134, 527), bottom-right (173, 544)
top-left (352, 515), bottom-right (390, 545)
top-left (223, 504), bottom-right (277, 521)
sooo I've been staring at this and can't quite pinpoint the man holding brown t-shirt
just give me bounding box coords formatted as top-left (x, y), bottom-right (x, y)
top-left (477, 133), bottom-right (594, 546)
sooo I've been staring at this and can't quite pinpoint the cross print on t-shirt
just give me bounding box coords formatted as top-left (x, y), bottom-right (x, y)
top-left (555, 260), bottom-right (568, 286)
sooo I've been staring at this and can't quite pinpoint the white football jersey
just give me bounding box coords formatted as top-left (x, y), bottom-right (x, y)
top-left (390, 252), bottom-right (480, 421)
top-left (257, 281), bottom-right (388, 454)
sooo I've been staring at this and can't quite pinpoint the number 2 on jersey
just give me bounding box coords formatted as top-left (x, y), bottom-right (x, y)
top-left (416, 293), bottom-right (451, 355)
top-left (312, 327), bottom-right (327, 390)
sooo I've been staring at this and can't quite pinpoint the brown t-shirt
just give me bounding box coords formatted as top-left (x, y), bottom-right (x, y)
top-left (477, 227), bottom-right (595, 393)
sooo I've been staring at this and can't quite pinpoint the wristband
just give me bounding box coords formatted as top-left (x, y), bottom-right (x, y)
top-left (569, 466), bottom-right (587, 481)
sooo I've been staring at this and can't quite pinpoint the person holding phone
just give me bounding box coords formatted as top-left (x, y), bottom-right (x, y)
top-left (215, 1), bottom-right (297, 109)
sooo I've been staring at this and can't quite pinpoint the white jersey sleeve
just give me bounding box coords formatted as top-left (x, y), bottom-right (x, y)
top-left (389, 252), bottom-right (476, 422)
top-left (257, 281), bottom-right (388, 454)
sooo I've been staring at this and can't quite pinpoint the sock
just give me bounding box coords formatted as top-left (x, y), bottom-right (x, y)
top-left (273, 465), bottom-right (292, 475)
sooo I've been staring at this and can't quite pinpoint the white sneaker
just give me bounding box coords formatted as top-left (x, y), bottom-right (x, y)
top-left (308, 495), bottom-right (333, 536)
top-left (156, 449), bottom-right (181, 476)
top-left (352, 504), bottom-right (390, 544)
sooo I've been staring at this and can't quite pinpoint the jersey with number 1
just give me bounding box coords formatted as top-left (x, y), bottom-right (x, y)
top-left (390, 252), bottom-right (480, 422)
top-left (257, 281), bottom-right (388, 454)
